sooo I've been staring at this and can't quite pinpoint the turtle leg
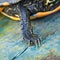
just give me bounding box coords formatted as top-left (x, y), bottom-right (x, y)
top-left (18, 4), bottom-right (42, 47)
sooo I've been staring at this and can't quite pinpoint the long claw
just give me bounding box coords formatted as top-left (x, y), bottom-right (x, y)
top-left (35, 40), bottom-right (38, 48)
top-left (38, 39), bottom-right (41, 47)
top-left (28, 41), bottom-right (30, 47)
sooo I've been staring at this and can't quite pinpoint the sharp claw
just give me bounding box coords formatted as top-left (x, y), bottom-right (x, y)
top-left (37, 39), bottom-right (41, 47)
top-left (35, 40), bottom-right (38, 48)
top-left (23, 34), bottom-right (42, 47)
top-left (28, 41), bottom-right (30, 47)
top-left (40, 38), bottom-right (42, 45)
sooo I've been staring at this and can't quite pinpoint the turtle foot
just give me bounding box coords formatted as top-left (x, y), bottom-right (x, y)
top-left (23, 34), bottom-right (42, 47)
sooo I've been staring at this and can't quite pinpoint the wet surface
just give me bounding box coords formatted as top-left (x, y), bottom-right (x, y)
top-left (0, 11), bottom-right (60, 60)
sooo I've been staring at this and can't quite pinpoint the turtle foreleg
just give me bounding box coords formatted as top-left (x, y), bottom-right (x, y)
top-left (18, 3), bottom-right (42, 47)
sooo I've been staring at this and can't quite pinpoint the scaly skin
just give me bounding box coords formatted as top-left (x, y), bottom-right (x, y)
top-left (0, 0), bottom-right (60, 21)
top-left (18, 0), bottom-right (60, 46)
top-left (0, 0), bottom-right (60, 46)
top-left (0, 5), bottom-right (60, 21)
top-left (18, 2), bottom-right (41, 46)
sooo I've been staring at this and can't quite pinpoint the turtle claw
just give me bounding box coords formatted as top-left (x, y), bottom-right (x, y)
top-left (32, 34), bottom-right (42, 47)
top-left (36, 38), bottom-right (41, 47)
top-left (23, 34), bottom-right (42, 47)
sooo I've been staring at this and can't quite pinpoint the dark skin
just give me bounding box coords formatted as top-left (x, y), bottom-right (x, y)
top-left (30, 6), bottom-right (60, 20)
top-left (0, 0), bottom-right (60, 46)
top-left (0, 6), bottom-right (60, 20)
top-left (12, 3), bottom-right (60, 60)
top-left (0, 6), bottom-right (60, 21)
top-left (18, 0), bottom-right (60, 46)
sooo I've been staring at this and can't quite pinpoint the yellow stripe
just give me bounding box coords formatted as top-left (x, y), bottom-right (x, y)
top-left (1, 12), bottom-right (20, 21)
top-left (3, 2), bottom-right (10, 6)
top-left (1, 12), bottom-right (38, 21)
top-left (0, 8), bottom-right (4, 12)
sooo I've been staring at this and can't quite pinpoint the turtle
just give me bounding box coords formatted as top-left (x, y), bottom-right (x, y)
top-left (0, 0), bottom-right (59, 21)
top-left (0, 0), bottom-right (43, 46)
top-left (0, 0), bottom-right (60, 46)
